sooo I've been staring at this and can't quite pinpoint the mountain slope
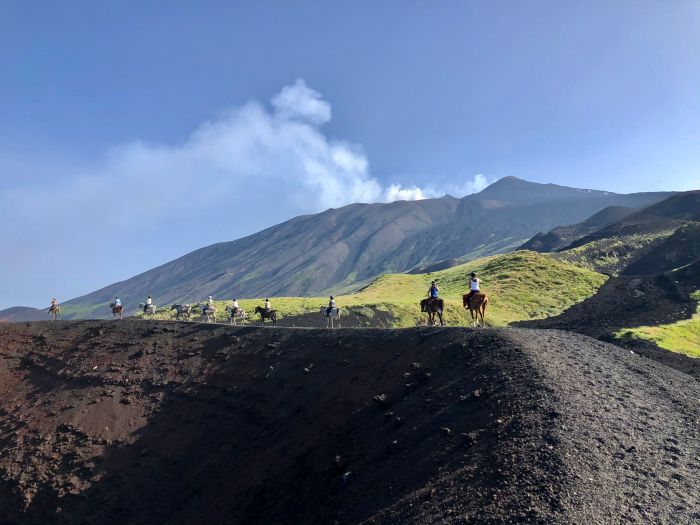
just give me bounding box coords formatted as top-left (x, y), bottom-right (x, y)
top-left (519, 205), bottom-right (637, 252)
top-left (0, 306), bottom-right (47, 322)
top-left (49, 178), bottom-right (670, 318)
top-left (555, 191), bottom-right (700, 276)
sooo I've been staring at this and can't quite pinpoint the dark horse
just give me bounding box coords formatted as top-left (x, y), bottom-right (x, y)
top-left (254, 306), bottom-right (277, 326)
top-left (420, 298), bottom-right (444, 326)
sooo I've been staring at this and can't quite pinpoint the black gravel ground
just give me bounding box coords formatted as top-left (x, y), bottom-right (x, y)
top-left (0, 321), bottom-right (697, 524)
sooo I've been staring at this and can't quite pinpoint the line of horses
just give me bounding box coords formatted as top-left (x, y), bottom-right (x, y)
top-left (51, 292), bottom-right (487, 328)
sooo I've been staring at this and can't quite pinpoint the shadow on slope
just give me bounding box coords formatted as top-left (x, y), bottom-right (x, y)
top-left (0, 321), bottom-right (565, 525)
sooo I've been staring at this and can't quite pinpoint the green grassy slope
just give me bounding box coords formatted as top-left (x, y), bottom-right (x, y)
top-left (616, 291), bottom-right (700, 358)
top-left (141, 251), bottom-right (607, 327)
top-left (554, 228), bottom-right (677, 276)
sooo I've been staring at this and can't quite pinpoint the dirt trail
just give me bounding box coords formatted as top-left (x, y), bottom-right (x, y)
top-left (0, 321), bottom-right (697, 524)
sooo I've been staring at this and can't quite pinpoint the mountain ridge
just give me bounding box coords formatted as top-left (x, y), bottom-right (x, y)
top-left (2, 178), bottom-right (674, 319)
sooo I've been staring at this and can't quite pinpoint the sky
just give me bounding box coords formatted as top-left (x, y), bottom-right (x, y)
top-left (1, 1), bottom-right (699, 309)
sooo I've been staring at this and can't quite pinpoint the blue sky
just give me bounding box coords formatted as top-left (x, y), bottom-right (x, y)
top-left (1, 1), bottom-right (699, 309)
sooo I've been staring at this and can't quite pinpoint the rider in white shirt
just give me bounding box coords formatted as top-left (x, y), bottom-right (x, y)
top-left (264, 299), bottom-right (271, 312)
top-left (231, 299), bottom-right (239, 315)
top-left (144, 295), bottom-right (153, 313)
top-left (465, 273), bottom-right (481, 306)
top-left (114, 297), bottom-right (122, 307)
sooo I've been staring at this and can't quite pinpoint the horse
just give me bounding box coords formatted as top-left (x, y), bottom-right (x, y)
top-left (225, 305), bottom-right (247, 325)
top-left (200, 305), bottom-right (216, 323)
top-left (110, 303), bottom-right (123, 320)
top-left (463, 292), bottom-right (488, 327)
top-left (48, 305), bottom-right (60, 321)
top-left (170, 304), bottom-right (191, 320)
top-left (255, 306), bottom-right (277, 326)
top-left (420, 298), bottom-right (444, 326)
top-left (320, 306), bottom-right (341, 328)
top-left (139, 303), bottom-right (157, 318)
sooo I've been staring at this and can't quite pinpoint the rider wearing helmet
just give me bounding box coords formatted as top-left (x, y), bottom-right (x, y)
top-left (326, 295), bottom-right (336, 317)
top-left (264, 298), bottom-right (271, 312)
top-left (114, 297), bottom-right (122, 307)
top-left (231, 298), bottom-right (239, 315)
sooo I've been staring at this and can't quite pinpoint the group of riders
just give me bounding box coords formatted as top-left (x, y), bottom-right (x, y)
top-left (48, 273), bottom-right (486, 325)
top-left (423, 272), bottom-right (481, 310)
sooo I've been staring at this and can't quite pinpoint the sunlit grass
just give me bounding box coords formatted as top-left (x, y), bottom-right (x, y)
top-left (139, 251), bottom-right (607, 327)
top-left (616, 291), bottom-right (700, 358)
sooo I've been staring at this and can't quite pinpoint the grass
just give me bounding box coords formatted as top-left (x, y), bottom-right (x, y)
top-left (615, 291), bottom-right (700, 358)
top-left (140, 250), bottom-right (607, 328)
top-left (555, 229), bottom-right (676, 275)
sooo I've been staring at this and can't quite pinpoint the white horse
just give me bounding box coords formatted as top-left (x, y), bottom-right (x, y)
top-left (170, 304), bottom-right (191, 320)
top-left (200, 305), bottom-right (216, 323)
top-left (225, 305), bottom-right (247, 325)
top-left (320, 306), bottom-right (342, 328)
top-left (139, 303), bottom-right (157, 318)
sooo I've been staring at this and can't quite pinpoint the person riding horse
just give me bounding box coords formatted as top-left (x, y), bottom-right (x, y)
top-left (264, 298), bottom-right (271, 313)
top-left (231, 298), bottom-right (240, 316)
top-left (144, 295), bottom-right (153, 313)
top-left (422, 281), bottom-right (439, 312)
top-left (462, 272), bottom-right (488, 326)
top-left (49, 298), bottom-right (58, 312)
top-left (465, 273), bottom-right (480, 307)
top-left (325, 295), bottom-right (336, 317)
top-left (202, 296), bottom-right (214, 316)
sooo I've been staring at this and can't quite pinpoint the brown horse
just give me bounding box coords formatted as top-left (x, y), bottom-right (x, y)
top-left (255, 306), bottom-right (277, 326)
top-left (420, 298), bottom-right (444, 326)
top-left (110, 304), bottom-right (123, 320)
top-left (463, 292), bottom-right (488, 327)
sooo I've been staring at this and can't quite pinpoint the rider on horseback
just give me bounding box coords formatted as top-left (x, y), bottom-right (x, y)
top-left (50, 298), bottom-right (58, 310)
top-left (114, 297), bottom-right (121, 307)
top-left (231, 298), bottom-right (239, 315)
top-left (326, 295), bottom-right (336, 316)
top-left (202, 296), bottom-right (214, 316)
top-left (465, 273), bottom-right (480, 306)
top-left (264, 299), bottom-right (271, 312)
top-left (144, 295), bottom-right (152, 313)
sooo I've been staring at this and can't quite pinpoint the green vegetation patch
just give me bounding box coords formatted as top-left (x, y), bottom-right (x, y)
top-left (139, 251), bottom-right (606, 328)
top-left (555, 229), bottom-right (677, 275)
top-left (615, 290), bottom-right (700, 358)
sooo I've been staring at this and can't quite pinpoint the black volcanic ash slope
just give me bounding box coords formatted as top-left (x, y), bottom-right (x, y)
top-left (0, 321), bottom-right (697, 524)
